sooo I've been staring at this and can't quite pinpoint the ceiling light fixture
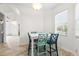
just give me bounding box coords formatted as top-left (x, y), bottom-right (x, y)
top-left (32, 3), bottom-right (42, 11)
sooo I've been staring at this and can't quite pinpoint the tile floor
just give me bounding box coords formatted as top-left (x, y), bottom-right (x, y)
top-left (0, 43), bottom-right (74, 56)
top-left (0, 43), bottom-right (27, 56)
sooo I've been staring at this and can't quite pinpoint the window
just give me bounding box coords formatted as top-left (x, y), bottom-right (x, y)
top-left (55, 10), bottom-right (68, 35)
top-left (75, 4), bottom-right (79, 36)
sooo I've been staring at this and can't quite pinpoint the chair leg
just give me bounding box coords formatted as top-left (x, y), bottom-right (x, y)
top-left (44, 45), bottom-right (47, 56)
top-left (44, 45), bottom-right (46, 51)
top-left (49, 44), bottom-right (52, 56)
top-left (45, 45), bottom-right (47, 56)
top-left (55, 43), bottom-right (58, 56)
top-left (28, 41), bottom-right (31, 56)
top-left (37, 46), bottom-right (39, 56)
top-left (28, 44), bottom-right (30, 55)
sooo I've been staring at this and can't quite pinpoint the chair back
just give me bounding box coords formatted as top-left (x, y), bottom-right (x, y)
top-left (31, 32), bottom-right (37, 34)
top-left (28, 32), bottom-right (31, 42)
top-left (50, 34), bottom-right (59, 43)
top-left (38, 33), bottom-right (48, 46)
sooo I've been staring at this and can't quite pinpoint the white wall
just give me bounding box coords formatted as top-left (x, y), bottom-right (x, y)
top-left (43, 9), bottom-right (55, 33)
top-left (16, 6), bottom-right (55, 45)
top-left (52, 3), bottom-right (78, 55)
top-left (0, 4), bottom-right (55, 45)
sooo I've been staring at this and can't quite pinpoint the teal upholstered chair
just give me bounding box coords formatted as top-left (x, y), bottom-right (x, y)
top-left (35, 33), bottom-right (48, 56)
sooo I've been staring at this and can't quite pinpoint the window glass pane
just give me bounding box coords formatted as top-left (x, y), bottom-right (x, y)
top-left (55, 10), bottom-right (68, 35)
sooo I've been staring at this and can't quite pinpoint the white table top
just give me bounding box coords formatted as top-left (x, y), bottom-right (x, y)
top-left (29, 32), bottom-right (51, 40)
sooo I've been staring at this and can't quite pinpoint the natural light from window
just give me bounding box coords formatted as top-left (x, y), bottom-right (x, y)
top-left (55, 10), bottom-right (68, 35)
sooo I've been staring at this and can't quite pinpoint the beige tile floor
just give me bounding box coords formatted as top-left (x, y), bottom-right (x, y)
top-left (0, 43), bottom-right (28, 56)
top-left (0, 43), bottom-right (74, 56)
top-left (58, 47), bottom-right (74, 56)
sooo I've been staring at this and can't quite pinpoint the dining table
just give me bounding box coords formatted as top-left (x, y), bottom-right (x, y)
top-left (29, 32), bottom-right (51, 56)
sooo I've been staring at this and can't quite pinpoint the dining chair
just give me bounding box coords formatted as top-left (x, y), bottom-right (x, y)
top-left (47, 33), bottom-right (59, 56)
top-left (27, 32), bottom-right (38, 56)
top-left (35, 33), bottom-right (48, 56)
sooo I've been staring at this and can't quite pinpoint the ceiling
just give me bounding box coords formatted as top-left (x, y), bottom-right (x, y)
top-left (0, 3), bottom-right (59, 20)
top-left (0, 3), bottom-right (59, 9)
